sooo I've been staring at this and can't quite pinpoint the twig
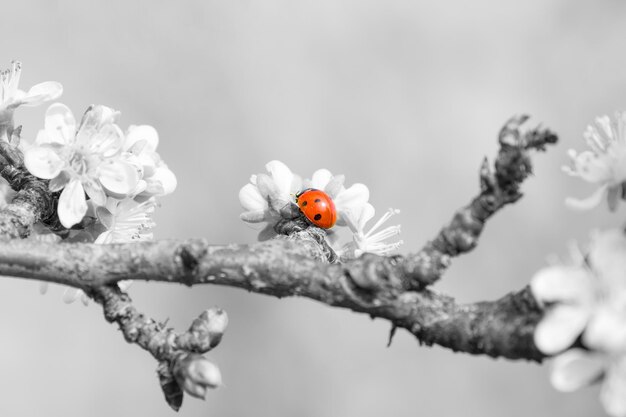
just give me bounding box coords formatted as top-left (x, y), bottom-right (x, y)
top-left (402, 115), bottom-right (557, 287)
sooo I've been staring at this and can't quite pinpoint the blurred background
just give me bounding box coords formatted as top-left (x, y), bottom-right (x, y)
top-left (0, 0), bottom-right (623, 415)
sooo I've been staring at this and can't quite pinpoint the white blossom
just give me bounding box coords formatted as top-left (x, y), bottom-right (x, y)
top-left (0, 61), bottom-right (62, 139)
top-left (564, 112), bottom-right (626, 211)
top-left (24, 104), bottom-right (142, 228)
top-left (531, 229), bottom-right (626, 355)
top-left (533, 229), bottom-right (626, 416)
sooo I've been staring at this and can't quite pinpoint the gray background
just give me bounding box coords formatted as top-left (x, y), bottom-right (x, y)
top-left (0, 0), bottom-right (623, 416)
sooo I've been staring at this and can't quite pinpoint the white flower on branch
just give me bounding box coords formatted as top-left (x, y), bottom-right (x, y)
top-left (0, 61), bottom-right (62, 139)
top-left (564, 111), bottom-right (626, 211)
top-left (24, 104), bottom-right (141, 228)
top-left (531, 229), bottom-right (626, 355)
top-left (533, 229), bottom-right (626, 416)
top-left (339, 203), bottom-right (403, 258)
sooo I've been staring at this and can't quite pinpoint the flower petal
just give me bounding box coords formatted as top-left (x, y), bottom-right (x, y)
top-left (534, 304), bottom-right (590, 355)
top-left (256, 173), bottom-right (281, 202)
top-left (530, 266), bottom-right (594, 304)
top-left (310, 169), bottom-right (332, 190)
top-left (334, 183), bottom-right (370, 226)
top-left (289, 174), bottom-right (302, 196)
top-left (58, 179), bottom-right (87, 228)
top-left (86, 124), bottom-right (124, 157)
top-left (342, 203), bottom-right (375, 234)
top-left (94, 230), bottom-right (113, 244)
top-left (136, 152), bottom-right (157, 177)
top-left (151, 165), bottom-right (177, 195)
top-left (239, 183), bottom-right (268, 212)
top-left (570, 151), bottom-right (613, 183)
top-left (125, 125), bottom-right (159, 152)
top-left (357, 203), bottom-right (376, 232)
top-left (84, 180), bottom-right (107, 207)
top-left (43, 103), bottom-right (76, 145)
top-left (601, 357), bottom-right (626, 417)
top-left (240, 210), bottom-right (267, 223)
top-left (99, 160), bottom-right (141, 198)
top-left (583, 306), bottom-right (626, 352)
top-left (48, 171), bottom-right (71, 192)
top-left (96, 206), bottom-right (114, 229)
top-left (550, 349), bottom-right (605, 392)
top-left (565, 183), bottom-right (609, 211)
top-left (19, 82), bottom-right (63, 107)
top-left (24, 145), bottom-right (64, 179)
top-left (333, 183), bottom-right (369, 212)
top-left (324, 174), bottom-right (345, 199)
top-left (265, 160), bottom-right (294, 198)
top-left (76, 105), bottom-right (119, 143)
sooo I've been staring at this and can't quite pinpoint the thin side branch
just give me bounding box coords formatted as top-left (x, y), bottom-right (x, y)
top-left (90, 284), bottom-right (227, 410)
top-left (402, 115), bottom-right (557, 287)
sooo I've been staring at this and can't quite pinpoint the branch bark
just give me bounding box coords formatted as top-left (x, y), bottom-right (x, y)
top-left (0, 237), bottom-right (544, 360)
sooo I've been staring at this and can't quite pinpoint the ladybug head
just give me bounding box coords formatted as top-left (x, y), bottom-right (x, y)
top-left (294, 188), bottom-right (316, 202)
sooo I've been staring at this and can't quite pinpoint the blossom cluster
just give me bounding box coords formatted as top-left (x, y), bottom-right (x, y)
top-left (532, 229), bottom-right (626, 416)
top-left (238, 160), bottom-right (402, 259)
top-left (564, 111), bottom-right (626, 211)
top-left (0, 61), bottom-right (177, 304)
top-left (531, 111), bottom-right (626, 417)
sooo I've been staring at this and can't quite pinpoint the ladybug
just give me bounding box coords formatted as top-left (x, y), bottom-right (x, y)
top-left (295, 188), bottom-right (337, 229)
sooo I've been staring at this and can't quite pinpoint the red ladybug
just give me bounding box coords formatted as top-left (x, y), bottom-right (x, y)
top-left (295, 188), bottom-right (337, 229)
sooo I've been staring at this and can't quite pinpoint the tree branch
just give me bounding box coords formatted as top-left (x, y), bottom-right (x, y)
top-left (0, 115), bottom-right (559, 410)
top-left (0, 237), bottom-right (545, 361)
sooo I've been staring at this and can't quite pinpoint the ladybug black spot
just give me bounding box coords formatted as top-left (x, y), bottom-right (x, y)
top-left (314, 213), bottom-right (322, 221)
top-left (314, 198), bottom-right (321, 203)
top-left (302, 201), bottom-right (308, 207)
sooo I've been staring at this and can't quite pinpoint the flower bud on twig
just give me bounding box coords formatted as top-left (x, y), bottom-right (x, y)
top-left (173, 353), bottom-right (222, 400)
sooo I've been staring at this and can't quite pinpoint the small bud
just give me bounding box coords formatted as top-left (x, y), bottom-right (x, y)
top-left (187, 308), bottom-right (229, 350)
top-left (181, 380), bottom-right (208, 399)
top-left (173, 354), bottom-right (222, 399)
top-left (188, 358), bottom-right (222, 388)
top-left (204, 308), bottom-right (229, 346)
